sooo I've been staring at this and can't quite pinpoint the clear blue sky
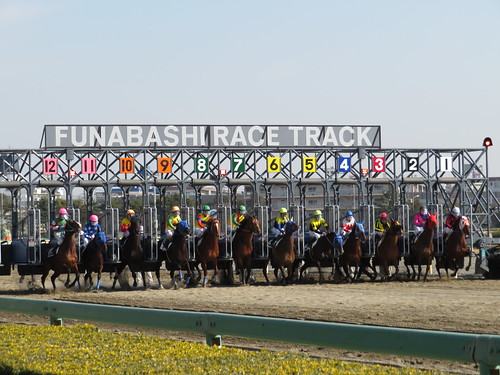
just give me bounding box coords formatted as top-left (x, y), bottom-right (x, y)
top-left (1, 1), bottom-right (499, 174)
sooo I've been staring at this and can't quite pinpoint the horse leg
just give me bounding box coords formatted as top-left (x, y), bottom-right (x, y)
top-left (382, 262), bottom-right (389, 282)
top-left (68, 265), bottom-right (81, 289)
top-left (171, 269), bottom-right (178, 289)
top-left (50, 271), bottom-right (61, 292)
top-left (155, 263), bottom-right (163, 290)
top-left (262, 260), bottom-right (270, 284)
top-left (423, 259), bottom-right (431, 282)
top-left (202, 263), bottom-right (208, 287)
top-left (211, 259), bottom-right (219, 283)
top-left (316, 261), bottom-right (324, 283)
top-left (64, 269), bottom-right (71, 287)
top-left (141, 270), bottom-right (147, 289)
top-left (112, 262), bottom-right (127, 289)
top-left (41, 267), bottom-right (50, 291)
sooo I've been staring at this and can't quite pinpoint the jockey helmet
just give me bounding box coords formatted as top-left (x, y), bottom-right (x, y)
top-left (380, 212), bottom-right (388, 219)
top-left (89, 214), bottom-right (99, 222)
top-left (59, 208), bottom-right (68, 215)
top-left (452, 207), bottom-right (460, 216)
top-left (280, 207), bottom-right (288, 214)
top-left (209, 209), bottom-right (218, 218)
top-left (345, 210), bottom-right (353, 217)
top-left (239, 205), bottom-right (246, 212)
top-left (172, 206), bottom-right (180, 213)
top-left (314, 210), bottom-right (322, 216)
top-left (127, 209), bottom-right (135, 215)
top-left (202, 205), bottom-right (211, 211)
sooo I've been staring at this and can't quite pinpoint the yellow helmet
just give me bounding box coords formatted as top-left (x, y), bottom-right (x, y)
top-left (280, 207), bottom-right (288, 214)
top-left (127, 209), bottom-right (135, 215)
top-left (172, 206), bottom-right (180, 213)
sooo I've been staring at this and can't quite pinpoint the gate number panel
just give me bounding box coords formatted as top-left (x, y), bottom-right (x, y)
top-left (338, 157), bottom-right (351, 173)
top-left (303, 157), bottom-right (316, 173)
top-left (120, 158), bottom-right (135, 174)
top-left (81, 158), bottom-right (96, 174)
top-left (43, 158), bottom-right (58, 175)
top-left (372, 157), bottom-right (386, 172)
top-left (267, 157), bottom-right (281, 173)
top-left (231, 157), bottom-right (245, 173)
top-left (157, 157), bottom-right (172, 174)
top-left (195, 157), bottom-right (209, 173)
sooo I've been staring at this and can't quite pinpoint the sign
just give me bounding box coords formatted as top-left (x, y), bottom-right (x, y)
top-left (43, 125), bottom-right (382, 149)
top-left (338, 157), bottom-right (351, 172)
top-left (407, 157), bottom-right (419, 172)
top-left (372, 157), bottom-right (386, 173)
top-left (231, 158), bottom-right (245, 173)
top-left (195, 157), bottom-right (209, 173)
top-left (440, 156), bottom-right (453, 172)
top-left (157, 157), bottom-right (172, 174)
top-left (303, 157), bottom-right (316, 173)
top-left (43, 158), bottom-right (58, 174)
top-left (267, 157), bottom-right (281, 173)
top-left (120, 158), bottom-right (134, 174)
top-left (81, 158), bottom-right (96, 174)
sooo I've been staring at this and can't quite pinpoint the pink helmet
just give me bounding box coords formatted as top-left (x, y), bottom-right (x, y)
top-left (380, 212), bottom-right (388, 218)
top-left (90, 214), bottom-right (99, 222)
top-left (59, 208), bottom-right (68, 215)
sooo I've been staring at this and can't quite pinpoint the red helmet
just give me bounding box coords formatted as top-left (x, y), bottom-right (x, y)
top-left (380, 212), bottom-right (388, 218)
top-left (90, 214), bottom-right (98, 222)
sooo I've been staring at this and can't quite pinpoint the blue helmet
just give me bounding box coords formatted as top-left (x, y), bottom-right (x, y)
top-left (346, 210), bottom-right (353, 217)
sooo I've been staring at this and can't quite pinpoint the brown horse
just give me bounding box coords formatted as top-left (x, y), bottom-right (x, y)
top-left (81, 231), bottom-right (107, 290)
top-left (41, 219), bottom-right (82, 292)
top-left (155, 220), bottom-right (192, 289)
top-left (232, 215), bottom-right (261, 285)
top-left (112, 216), bottom-right (146, 289)
top-left (269, 221), bottom-right (298, 284)
top-left (437, 216), bottom-right (472, 278)
top-left (339, 222), bottom-right (366, 282)
top-left (299, 231), bottom-right (343, 283)
top-left (405, 214), bottom-right (437, 281)
top-left (373, 219), bottom-right (403, 281)
top-left (196, 217), bottom-right (220, 287)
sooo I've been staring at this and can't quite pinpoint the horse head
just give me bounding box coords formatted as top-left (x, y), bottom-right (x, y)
top-left (388, 219), bottom-right (403, 236)
top-left (175, 220), bottom-right (190, 236)
top-left (424, 214), bottom-right (438, 231)
top-left (64, 220), bottom-right (82, 234)
top-left (459, 216), bottom-right (470, 236)
top-left (241, 215), bottom-right (261, 234)
top-left (284, 220), bottom-right (298, 234)
top-left (352, 222), bottom-right (366, 242)
top-left (129, 216), bottom-right (141, 235)
top-left (207, 217), bottom-right (220, 236)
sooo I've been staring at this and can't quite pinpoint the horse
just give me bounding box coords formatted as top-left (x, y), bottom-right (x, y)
top-left (338, 222), bottom-right (366, 283)
top-left (196, 217), bottom-right (220, 287)
top-left (81, 231), bottom-right (107, 290)
top-left (41, 219), bottom-right (82, 292)
top-left (404, 214), bottom-right (437, 281)
top-left (436, 216), bottom-right (472, 278)
top-left (232, 215), bottom-right (261, 285)
top-left (155, 220), bottom-right (192, 289)
top-left (299, 231), bottom-right (343, 283)
top-left (112, 216), bottom-right (146, 289)
top-left (269, 221), bottom-right (298, 285)
top-left (373, 219), bottom-right (403, 281)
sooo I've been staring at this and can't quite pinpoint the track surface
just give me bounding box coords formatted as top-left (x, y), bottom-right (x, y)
top-left (0, 267), bottom-right (498, 374)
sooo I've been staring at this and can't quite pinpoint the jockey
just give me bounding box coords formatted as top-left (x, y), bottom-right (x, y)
top-left (165, 206), bottom-right (182, 240)
top-left (308, 209), bottom-right (329, 243)
top-left (49, 208), bottom-right (69, 256)
top-left (232, 205), bottom-right (247, 228)
top-left (120, 209), bottom-right (136, 239)
top-left (269, 208), bottom-right (290, 248)
top-left (341, 210), bottom-right (356, 238)
top-left (414, 206), bottom-right (429, 235)
top-left (444, 206), bottom-right (461, 240)
top-left (83, 214), bottom-right (101, 249)
top-left (195, 205), bottom-right (211, 237)
top-left (374, 212), bottom-right (390, 245)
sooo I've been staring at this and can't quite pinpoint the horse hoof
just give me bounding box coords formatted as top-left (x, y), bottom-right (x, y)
top-left (158, 284), bottom-right (164, 290)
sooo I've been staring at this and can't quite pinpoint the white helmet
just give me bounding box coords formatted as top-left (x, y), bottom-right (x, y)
top-left (452, 207), bottom-right (460, 215)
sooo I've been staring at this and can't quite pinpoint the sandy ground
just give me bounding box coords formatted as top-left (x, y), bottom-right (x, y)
top-left (0, 264), bottom-right (499, 375)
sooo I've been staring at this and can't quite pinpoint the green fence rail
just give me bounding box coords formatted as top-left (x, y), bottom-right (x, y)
top-left (0, 297), bottom-right (498, 374)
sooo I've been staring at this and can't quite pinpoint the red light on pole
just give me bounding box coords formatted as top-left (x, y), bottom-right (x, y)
top-left (68, 169), bottom-right (77, 177)
top-left (219, 169), bottom-right (227, 176)
top-left (483, 137), bottom-right (493, 147)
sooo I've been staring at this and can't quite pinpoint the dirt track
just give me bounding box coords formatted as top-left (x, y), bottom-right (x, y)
top-left (0, 267), bottom-right (499, 374)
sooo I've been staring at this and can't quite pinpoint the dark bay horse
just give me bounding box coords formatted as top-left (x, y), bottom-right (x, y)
top-left (339, 222), bottom-right (366, 282)
top-left (232, 215), bottom-right (261, 285)
top-left (373, 219), bottom-right (403, 281)
top-left (196, 217), bottom-right (220, 287)
top-left (405, 214), bottom-right (437, 281)
top-left (270, 221), bottom-right (298, 285)
top-left (112, 216), bottom-right (146, 289)
top-left (81, 231), bottom-right (107, 290)
top-left (41, 219), bottom-right (82, 292)
top-left (437, 216), bottom-right (472, 278)
top-left (299, 231), bottom-right (343, 283)
top-left (156, 220), bottom-right (192, 289)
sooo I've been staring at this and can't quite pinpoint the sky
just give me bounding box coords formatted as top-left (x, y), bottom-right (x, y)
top-left (1, 0), bottom-right (499, 175)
